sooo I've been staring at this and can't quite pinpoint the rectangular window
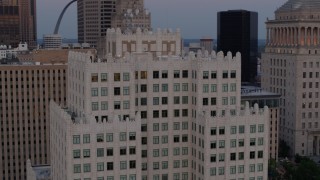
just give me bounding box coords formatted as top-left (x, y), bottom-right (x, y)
top-left (174, 96), bottom-right (180, 104)
top-left (153, 84), bottom-right (159, 92)
top-left (162, 84), bottom-right (168, 92)
top-left (182, 83), bottom-right (188, 91)
top-left (203, 71), bottom-right (209, 79)
top-left (101, 73), bottom-right (108, 82)
top-left (162, 161), bottom-right (168, 169)
top-left (182, 96), bottom-right (188, 104)
top-left (92, 102), bottom-right (99, 111)
top-left (123, 87), bottom-right (130, 95)
top-left (129, 132), bottom-right (136, 140)
top-left (250, 125), bottom-right (256, 133)
top-left (210, 167), bottom-right (216, 176)
top-left (238, 152), bottom-right (244, 160)
top-left (96, 134), bottom-right (104, 142)
top-left (114, 101), bottom-right (121, 109)
top-left (211, 71), bottom-right (217, 79)
top-left (91, 88), bottom-right (98, 96)
top-left (120, 147), bottom-right (126, 155)
top-left (211, 127), bottom-right (217, 135)
top-left (222, 71), bottom-right (228, 78)
top-left (222, 84), bottom-right (228, 92)
top-left (97, 162), bottom-right (104, 171)
top-left (73, 135), bottom-right (80, 144)
top-left (141, 84), bottom-right (147, 92)
top-left (174, 70), bottom-right (180, 78)
top-left (153, 97), bottom-right (159, 105)
top-left (153, 136), bottom-right (159, 144)
top-left (222, 97), bottom-right (228, 105)
top-left (120, 161), bottom-right (127, 170)
top-left (141, 98), bottom-right (147, 105)
top-left (73, 150), bottom-right (80, 158)
top-left (203, 84), bottom-right (209, 93)
top-left (141, 71), bottom-right (147, 79)
top-left (91, 73), bottom-right (98, 82)
top-left (162, 123), bottom-right (168, 131)
top-left (83, 149), bottom-right (90, 158)
top-left (162, 110), bottom-right (168, 117)
top-left (219, 127), bottom-right (225, 135)
top-left (83, 134), bottom-right (90, 144)
top-left (173, 83), bottom-right (180, 91)
top-left (230, 96), bottom-right (236, 105)
top-left (123, 72), bottom-right (130, 81)
top-left (97, 148), bottom-right (104, 157)
top-left (238, 139), bottom-right (244, 147)
top-left (162, 148), bottom-right (168, 156)
top-left (123, 101), bottom-right (130, 109)
top-left (258, 124), bottom-right (264, 132)
top-left (114, 87), bottom-right (121, 95)
top-left (182, 70), bottom-right (188, 78)
top-left (230, 70), bottom-right (236, 78)
top-left (120, 132), bottom-right (127, 141)
top-left (129, 147), bottom-right (136, 155)
top-left (74, 164), bottom-right (81, 173)
top-left (107, 148), bottom-right (113, 156)
top-left (107, 162), bottom-right (114, 170)
top-left (162, 136), bottom-right (168, 144)
top-left (162, 70), bottom-right (168, 78)
top-left (101, 87), bottom-right (108, 96)
top-left (153, 71), bottom-right (159, 79)
top-left (153, 123), bottom-right (159, 131)
top-left (211, 84), bottom-right (217, 92)
top-left (106, 133), bottom-right (113, 142)
top-left (114, 73), bottom-right (121, 81)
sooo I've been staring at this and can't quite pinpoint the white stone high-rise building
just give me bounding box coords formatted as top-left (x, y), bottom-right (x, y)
top-left (261, 0), bottom-right (320, 156)
top-left (50, 29), bottom-right (269, 180)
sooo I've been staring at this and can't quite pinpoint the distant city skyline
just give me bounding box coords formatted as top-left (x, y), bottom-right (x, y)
top-left (37, 0), bottom-right (286, 39)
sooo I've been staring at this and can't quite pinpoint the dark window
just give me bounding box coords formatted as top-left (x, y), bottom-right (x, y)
top-left (182, 70), bottom-right (188, 78)
top-left (141, 84), bottom-right (147, 92)
top-left (141, 111), bottom-right (147, 119)
top-left (114, 87), bottom-right (121, 95)
top-left (142, 137), bottom-right (147, 145)
top-left (162, 110), bottom-right (168, 117)
top-left (162, 97), bottom-right (168, 105)
top-left (222, 71), bottom-right (228, 78)
top-left (130, 160), bottom-right (136, 169)
top-left (141, 98), bottom-right (147, 105)
top-left (106, 148), bottom-right (113, 156)
top-left (203, 98), bottom-right (208, 105)
top-left (219, 127), bottom-right (225, 135)
top-left (141, 124), bottom-right (147, 132)
top-left (120, 148), bottom-right (126, 155)
top-left (230, 153), bottom-right (236, 161)
top-left (230, 71), bottom-right (236, 78)
top-left (173, 136), bottom-right (180, 142)
top-left (107, 162), bottom-right (114, 170)
top-left (174, 70), bottom-right (180, 78)
top-left (153, 71), bottom-right (159, 79)
top-left (211, 71), bottom-right (217, 79)
top-left (153, 110), bottom-right (159, 118)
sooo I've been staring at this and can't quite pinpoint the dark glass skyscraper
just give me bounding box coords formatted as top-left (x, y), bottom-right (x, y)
top-left (0, 0), bottom-right (37, 49)
top-left (217, 10), bottom-right (258, 83)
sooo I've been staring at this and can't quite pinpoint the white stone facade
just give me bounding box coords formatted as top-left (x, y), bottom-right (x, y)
top-left (50, 29), bottom-right (269, 180)
top-left (97, 28), bottom-right (181, 58)
top-left (262, 0), bottom-right (320, 156)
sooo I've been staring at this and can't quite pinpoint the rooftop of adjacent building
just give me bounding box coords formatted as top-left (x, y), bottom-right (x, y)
top-left (241, 85), bottom-right (281, 98)
top-left (276, 0), bottom-right (320, 12)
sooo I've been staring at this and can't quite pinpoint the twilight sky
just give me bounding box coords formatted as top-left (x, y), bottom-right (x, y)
top-left (37, 0), bottom-right (287, 39)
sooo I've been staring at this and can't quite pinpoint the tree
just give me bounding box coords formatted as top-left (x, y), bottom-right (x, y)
top-left (279, 140), bottom-right (290, 158)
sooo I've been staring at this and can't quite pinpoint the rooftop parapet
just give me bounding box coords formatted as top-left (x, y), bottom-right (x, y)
top-left (69, 50), bottom-right (241, 65)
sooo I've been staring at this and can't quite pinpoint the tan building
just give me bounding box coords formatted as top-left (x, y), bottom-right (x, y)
top-left (0, 49), bottom-right (94, 180)
top-left (98, 28), bottom-right (181, 58)
top-left (0, 0), bottom-right (37, 49)
top-left (0, 62), bottom-right (67, 180)
top-left (111, 0), bottom-right (151, 32)
top-left (241, 86), bottom-right (281, 160)
top-left (77, 0), bottom-right (116, 47)
top-left (261, 0), bottom-right (320, 156)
